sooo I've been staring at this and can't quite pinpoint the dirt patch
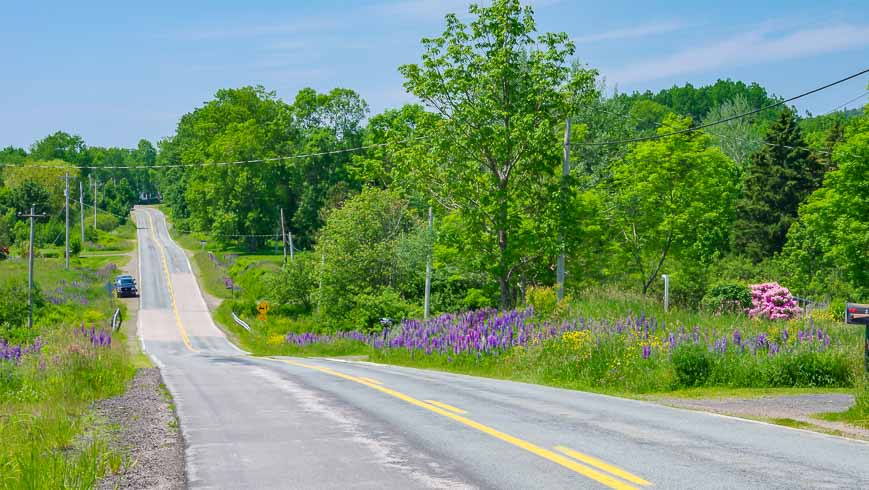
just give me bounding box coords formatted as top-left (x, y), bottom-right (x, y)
top-left (97, 368), bottom-right (186, 489)
top-left (653, 393), bottom-right (869, 440)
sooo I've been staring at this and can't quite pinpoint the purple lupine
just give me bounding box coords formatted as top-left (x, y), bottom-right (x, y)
top-left (642, 344), bottom-right (651, 359)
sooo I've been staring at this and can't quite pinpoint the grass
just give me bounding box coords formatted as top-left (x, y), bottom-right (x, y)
top-left (815, 379), bottom-right (869, 429)
top-left (0, 229), bottom-right (138, 487)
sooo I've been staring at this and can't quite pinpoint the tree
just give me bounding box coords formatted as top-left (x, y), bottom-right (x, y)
top-left (607, 115), bottom-right (738, 294)
top-left (732, 108), bottom-right (823, 262)
top-left (316, 187), bottom-right (424, 328)
top-left (30, 131), bottom-right (90, 165)
top-left (398, 0), bottom-right (597, 307)
top-left (702, 94), bottom-right (763, 170)
top-left (781, 109), bottom-right (869, 298)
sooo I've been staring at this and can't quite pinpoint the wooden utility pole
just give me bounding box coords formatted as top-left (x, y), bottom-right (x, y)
top-left (280, 208), bottom-right (288, 265)
top-left (557, 117), bottom-right (571, 301)
top-left (93, 178), bottom-right (98, 229)
top-left (64, 173), bottom-right (70, 269)
top-left (424, 207), bottom-right (433, 320)
top-left (19, 205), bottom-right (47, 328)
top-left (79, 180), bottom-right (85, 243)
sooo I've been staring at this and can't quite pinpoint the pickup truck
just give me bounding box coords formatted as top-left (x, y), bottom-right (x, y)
top-left (115, 275), bottom-right (138, 298)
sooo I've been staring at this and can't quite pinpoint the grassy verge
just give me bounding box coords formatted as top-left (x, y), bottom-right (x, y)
top-left (1, 247), bottom-right (136, 487)
top-left (816, 379), bottom-right (869, 429)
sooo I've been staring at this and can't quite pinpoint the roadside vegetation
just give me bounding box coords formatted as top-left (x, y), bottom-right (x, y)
top-left (0, 180), bottom-right (138, 487)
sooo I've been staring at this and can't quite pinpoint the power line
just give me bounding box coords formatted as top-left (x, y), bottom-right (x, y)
top-left (581, 67), bottom-right (869, 147)
top-left (0, 137), bottom-right (424, 171)
top-left (591, 88), bottom-right (868, 159)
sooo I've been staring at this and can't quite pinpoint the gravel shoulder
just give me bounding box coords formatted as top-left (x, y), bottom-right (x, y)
top-left (649, 393), bottom-right (869, 441)
top-left (97, 368), bottom-right (186, 489)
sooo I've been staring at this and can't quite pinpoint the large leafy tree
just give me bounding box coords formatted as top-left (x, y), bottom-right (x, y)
top-left (732, 108), bottom-right (823, 262)
top-left (30, 131), bottom-right (91, 166)
top-left (702, 94), bottom-right (763, 170)
top-left (398, 0), bottom-right (597, 307)
top-left (607, 115), bottom-right (738, 294)
top-left (781, 109), bottom-right (869, 298)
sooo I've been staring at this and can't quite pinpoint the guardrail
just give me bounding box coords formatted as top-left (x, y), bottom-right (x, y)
top-left (111, 307), bottom-right (122, 331)
top-left (231, 311), bottom-right (251, 332)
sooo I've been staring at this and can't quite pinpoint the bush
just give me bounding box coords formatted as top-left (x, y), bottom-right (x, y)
top-left (462, 288), bottom-right (492, 310)
top-left (0, 276), bottom-right (39, 328)
top-left (701, 283), bottom-right (751, 314)
top-left (525, 285), bottom-right (558, 318)
top-left (348, 287), bottom-right (416, 331)
top-left (96, 213), bottom-right (119, 232)
top-left (748, 282), bottom-right (801, 320)
top-left (671, 343), bottom-right (711, 387)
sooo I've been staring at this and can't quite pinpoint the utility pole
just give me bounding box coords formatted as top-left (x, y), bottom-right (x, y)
top-left (64, 173), bottom-right (70, 269)
top-left (556, 116), bottom-right (571, 301)
top-left (288, 231), bottom-right (295, 262)
top-left (424, 207), bottom-right (433, 320)
top-left (280, 208), bottom-right (288, 265)
top-left (79, 180), bottom-right (85, 243)
top-left (19, 205), bottom-right (47, 329)
top-left (93, 177), bottom-right (98, 229)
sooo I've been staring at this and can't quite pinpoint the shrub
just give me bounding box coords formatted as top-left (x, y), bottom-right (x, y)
top-left (462, 288), bottom-right (492, 310)
top-left (348, 287), bottom-right (416, 331)
top-left (701, 283), bottom-right (751, 314)
top-left (671, 343), bottom-right (711, 387)
top-left (0, 277), bottom-right (39, 328)
top-left (525, 285), bottom-right (558, 318)
top-left (95, 213), bottom-right (119, 232)
top-left (748, 282), bottom-right (801, 320)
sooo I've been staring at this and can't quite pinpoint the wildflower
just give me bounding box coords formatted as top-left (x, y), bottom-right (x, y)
top-left (641, 344), bottom-right (651, 359)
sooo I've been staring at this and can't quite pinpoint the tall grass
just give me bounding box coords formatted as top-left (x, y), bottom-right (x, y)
top-left (0, 257), bottom-right (136, 488)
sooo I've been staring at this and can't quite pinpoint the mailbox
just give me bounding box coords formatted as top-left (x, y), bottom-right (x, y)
top-left (846, 303), bottom-right (869, 373)
top-left (846, 303), bottom-right (869, 325)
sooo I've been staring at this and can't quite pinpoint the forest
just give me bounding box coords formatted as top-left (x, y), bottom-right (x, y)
top-left (1, 0), bottom-right (867, 332)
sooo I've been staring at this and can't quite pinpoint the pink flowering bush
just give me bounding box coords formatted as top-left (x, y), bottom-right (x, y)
top-left (747, 282), bottom-right (801, 320)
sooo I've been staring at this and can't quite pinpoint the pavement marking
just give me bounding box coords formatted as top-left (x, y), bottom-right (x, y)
top-left (267, 357), bottom-right (645, 490)
top-left (148, 211), bottom-right (197, 353)
top-left (358, 376), bottom-right (384, 385)
top-left (425, 400), bottom-right (467, 415)
top-left (555, 445), bottom-right (652, 487)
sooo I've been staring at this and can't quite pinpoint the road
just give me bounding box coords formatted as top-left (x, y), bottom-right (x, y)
top-left (134, 206), bottom-right (869, 489)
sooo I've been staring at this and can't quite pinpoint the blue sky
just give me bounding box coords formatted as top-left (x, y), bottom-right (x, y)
top-left (2, 0), bottom-right (868, 148)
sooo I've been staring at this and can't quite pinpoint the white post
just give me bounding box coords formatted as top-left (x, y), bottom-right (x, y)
top-left (662, 274), bottom-right (670, 313)
top-left (424, 207), bottom-right (433, 320)
top-left (288, 231), bottom-right (295, 262)
top-left (280, 208), bottom-right (287, 265)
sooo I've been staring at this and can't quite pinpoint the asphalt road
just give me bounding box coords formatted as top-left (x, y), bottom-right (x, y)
top-left (133, 206), bottom-right (869, 489)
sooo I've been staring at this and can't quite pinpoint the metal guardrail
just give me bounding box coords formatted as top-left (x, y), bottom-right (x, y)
top-left (111, 307), bottom-right (122, 331)
top-left (231, 311), bottom-right (251, 332)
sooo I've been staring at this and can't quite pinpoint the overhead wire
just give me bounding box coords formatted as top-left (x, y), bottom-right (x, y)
top-left (579, 67), bottom-right (869, 147)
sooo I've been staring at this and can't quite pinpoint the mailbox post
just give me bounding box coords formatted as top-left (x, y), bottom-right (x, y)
top-left (845, 303), bottom-right (869, 373)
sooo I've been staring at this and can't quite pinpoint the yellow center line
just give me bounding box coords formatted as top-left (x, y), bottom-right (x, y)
top-left (555, 446), bottom-right (652, 487)
top-left (358, 376), bottom-right (384, 385)
top-left (147, 212), bottom-right (197, 353)
top-left (425, 400), bottom-right (467, 415)
top-left (266, 357), bottom-right (645, 490)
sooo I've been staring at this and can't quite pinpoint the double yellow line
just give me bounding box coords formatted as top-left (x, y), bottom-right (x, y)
top-left (267, 358), bottom-right (651, 489)
top-left (147, 211), bottom-right (197, 353)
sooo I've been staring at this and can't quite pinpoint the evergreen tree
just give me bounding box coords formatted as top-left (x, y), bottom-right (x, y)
top-left (732, 108), bottom-right (822, 261)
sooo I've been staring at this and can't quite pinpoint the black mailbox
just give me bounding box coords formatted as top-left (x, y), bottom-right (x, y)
top-left (846, 303), bottom-right (869, 325)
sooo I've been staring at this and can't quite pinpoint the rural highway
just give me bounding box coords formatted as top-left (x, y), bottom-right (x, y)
top-left (134, 206), bottom-right (869, 489)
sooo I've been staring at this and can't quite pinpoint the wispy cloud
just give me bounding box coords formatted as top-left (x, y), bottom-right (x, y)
top-left (176, 17), bottom-right (339, 41)
top-left (373, 0), bottom-right (560, 20)
top-left (606, 23), bottom-right (869, 85)
top-left (573, 20), bottom-right (686, 44)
